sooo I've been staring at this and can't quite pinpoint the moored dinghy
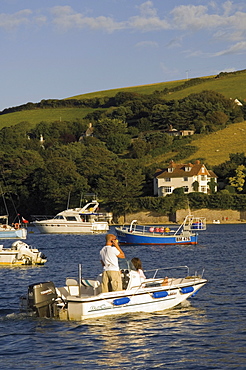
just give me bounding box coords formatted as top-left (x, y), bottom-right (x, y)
top-left (21, 261), bottom-right (207, 320)
top-left (0, 215), bottom-right (27, 239)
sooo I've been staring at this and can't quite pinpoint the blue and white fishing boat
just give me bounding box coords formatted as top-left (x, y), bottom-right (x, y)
top-left (21, 262), bottom-right (207, 320)
top-left (115, 215), bottom-right (206, 245)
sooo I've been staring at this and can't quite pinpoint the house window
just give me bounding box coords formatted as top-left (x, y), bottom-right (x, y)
top-left (183, 177), bottom-right (188, 181)
top-left (183, 186), bottom-right (189, 193)
top-left (168, 168), bottom-right (173, 173)
top-left (165, 178), bottom-right (171, 182)
top-left (201, 175), bottom-right (206, 181)
top-left (201, 186), bottom-right (207, 193)
top-left (164, 187), bottom-right (172, 193)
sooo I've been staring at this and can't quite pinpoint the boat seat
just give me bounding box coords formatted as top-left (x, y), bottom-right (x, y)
top-left (126, 271), bottom-right (142, 290)
top-left (65, 278), bottom-right (80, 296)
top-left (81, 279), bottom-right (100, 289)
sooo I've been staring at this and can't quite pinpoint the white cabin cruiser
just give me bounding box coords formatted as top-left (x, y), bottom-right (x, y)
top-left (0, 241), bottom-right (47, 265)
top-left (32, 201), bottom-right (112, 234)
top-left (22, 261), bottom-right (207, 320)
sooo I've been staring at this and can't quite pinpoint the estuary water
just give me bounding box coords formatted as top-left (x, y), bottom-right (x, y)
top-left (0, 224), bottom-right (245, 369)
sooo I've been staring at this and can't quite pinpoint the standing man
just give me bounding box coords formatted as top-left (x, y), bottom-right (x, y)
top-left (100, 233), bottom-right (125, 293)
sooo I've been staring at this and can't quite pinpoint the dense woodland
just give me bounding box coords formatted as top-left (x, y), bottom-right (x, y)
top-left (1, 85), bottom-right (246, 222)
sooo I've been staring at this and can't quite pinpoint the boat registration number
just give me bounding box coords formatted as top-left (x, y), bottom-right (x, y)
top-left (176, 236), bottom-right (191, 242)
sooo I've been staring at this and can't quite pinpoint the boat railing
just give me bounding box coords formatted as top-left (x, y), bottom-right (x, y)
top-left (145, 265), bottom-right (190, 279)
top-left (31, 215), bottom-right (55, 221)
top-left (182, 215), bottom-right (206, 231)
top-left (123, 223), bottom-right (179, 235)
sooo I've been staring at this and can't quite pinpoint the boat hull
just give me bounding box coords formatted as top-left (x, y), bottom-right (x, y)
top-left (34, 221), bottom-right (109, 234)
top-left (65, 281), bottom-right (206, 320)
top-left (0, 228), bottom-right (27, 239)
top-left (115, 228), bottom-right (198, 245)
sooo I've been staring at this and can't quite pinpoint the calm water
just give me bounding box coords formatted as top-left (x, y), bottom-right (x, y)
top-left (0, 224), bottom-right (246, 369)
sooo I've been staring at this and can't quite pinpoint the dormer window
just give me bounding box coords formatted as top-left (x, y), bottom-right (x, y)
top-left (185, 166), bottom-right (191, 172)
top-left (168, 167), bottom-right (173, 173)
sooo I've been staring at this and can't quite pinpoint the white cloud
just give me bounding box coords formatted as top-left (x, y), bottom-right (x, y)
top-left (50, 6), bottom-right (124, 32)
top-left (135, 40), bottom-right (158, 48)
top-left (167, 36), bottom-right (183, 48)
top-left (0, 9), bottom-right (33, 31)
top-left (214, 41), bottom-right (246, 56)
top-left (128, 1), bottom-right (170, 31)
top-left (171, 5), bottom-right (225, 30)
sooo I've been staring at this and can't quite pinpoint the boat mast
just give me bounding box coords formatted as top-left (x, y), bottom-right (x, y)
top-left (66, 191), bottom-right (71, 210)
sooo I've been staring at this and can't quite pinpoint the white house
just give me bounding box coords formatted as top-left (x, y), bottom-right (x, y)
top-left (154, 160), bottom-right (217, 197)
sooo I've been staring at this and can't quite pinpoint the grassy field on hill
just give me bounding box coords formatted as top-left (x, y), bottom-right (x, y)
top-left (70, 71), bottom-right (246, 102)
top-left (68, 79), bottom-right (187, 100)
top-left (0, 70), bottom-right (245, 168)
top-left (185, 120), bottom-right (246, 166)
top-left (0, 70), bottom-right (245, 131)
top-left (0, 107), bottom-right (101, 129)
top-left (164, 73), bottom-right (246, 102)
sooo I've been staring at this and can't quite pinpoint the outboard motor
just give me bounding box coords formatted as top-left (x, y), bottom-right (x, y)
top-left (28, 281), bottom-right (58, 318)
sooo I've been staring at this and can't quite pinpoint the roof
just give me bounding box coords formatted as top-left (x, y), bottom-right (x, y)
top-left (155, 160), bottom-right (217, 179)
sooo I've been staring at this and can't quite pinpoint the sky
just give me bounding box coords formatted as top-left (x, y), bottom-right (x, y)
top-left (0, 0), bottom-right (246, 111)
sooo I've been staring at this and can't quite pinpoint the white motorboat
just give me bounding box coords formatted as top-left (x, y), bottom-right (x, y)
top-left (0, 240), bottom-right (47, 265)
top-left (22, 262), bottom-right (207, 320)
top-left (32, 200), bottom-right (112, 234)
top-left (213, 220), bottom-right (220, 224)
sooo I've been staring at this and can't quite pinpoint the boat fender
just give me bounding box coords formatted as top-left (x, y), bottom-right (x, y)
top-left (14, 223), bottom-right (20, 229)
top-left (191, 288), bottom-right (201, 298)
top-left (152, 291), bottom-right (168, 299)
top-left (155, 227), bottom-right (160, 232)
top-left (180, 286), bottom-right (194, 294)
top-left (113, 297), bottom-right (130, 306)
top-left (149, 227), bottom-right (154, 232)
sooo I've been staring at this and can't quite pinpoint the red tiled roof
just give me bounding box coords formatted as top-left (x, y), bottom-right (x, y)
top-left (156, 162), bottom-right (217, 179)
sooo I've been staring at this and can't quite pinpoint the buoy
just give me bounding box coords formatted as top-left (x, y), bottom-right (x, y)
top-left (149, 227), bottom-right (154, 232)
top-left (180, 286), bottom-right (194, 294)
top-left (159, 227), bottom-right (164, 233)
top-left (113, 297), bottom-right (130, 306)
top-left (152, 291), bottom-right (168, 299)
top-left (155, 227), bottom-right (160, 232)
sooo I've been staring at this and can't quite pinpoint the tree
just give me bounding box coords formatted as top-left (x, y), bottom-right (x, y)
top-left (34, 158), bottom-right (89, 213)
top-left (94, 118), bottom-right (128, 141)
top-left (192, 181), bottom-right (199, 192)
top-left (105, 133), bottom-right (131, 154)
top-left (229, 165), bottom-right (246, 192)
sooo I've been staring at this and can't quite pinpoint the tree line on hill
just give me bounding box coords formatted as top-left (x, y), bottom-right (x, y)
top-left (0, 88), bottom-right (246, 222)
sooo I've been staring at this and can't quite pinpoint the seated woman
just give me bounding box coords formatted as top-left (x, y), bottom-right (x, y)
top-left (131, 257), bottom-right (146, 281)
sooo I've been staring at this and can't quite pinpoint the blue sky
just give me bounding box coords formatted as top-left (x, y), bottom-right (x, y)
top-left (1, 0), bottom-right (246, 111)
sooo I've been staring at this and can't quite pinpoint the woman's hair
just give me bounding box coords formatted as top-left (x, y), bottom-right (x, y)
top-left (131, 257), bottom-right (143, 271)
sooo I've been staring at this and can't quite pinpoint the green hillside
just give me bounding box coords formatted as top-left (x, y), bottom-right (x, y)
top-left (185, 120), bottom-right (246, 166)
top-left (0, 69), bottom-right (245, 168)
top-left (70, 70), bottom-right (246, 101)
top-left (0, 107), bottom-right (101, 130)
top-left (1, 69), bottom-right (245, 131)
